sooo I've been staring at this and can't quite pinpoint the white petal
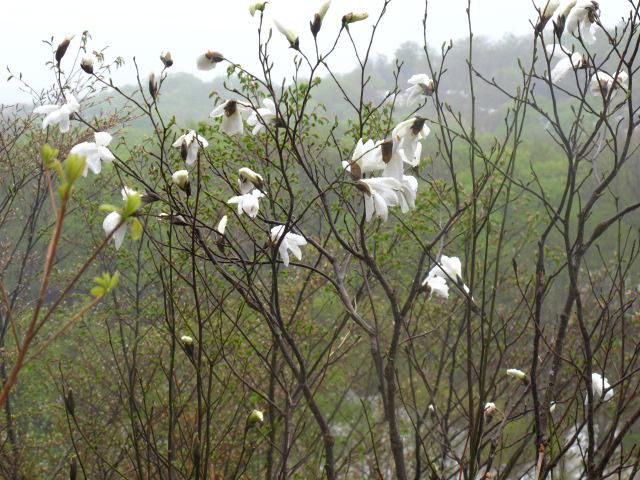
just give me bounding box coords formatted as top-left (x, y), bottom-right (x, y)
top-left (94, 131), bottom-right (112, 146)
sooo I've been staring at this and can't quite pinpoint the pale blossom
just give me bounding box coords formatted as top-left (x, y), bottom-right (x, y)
top-left (506, 368), bottom-right (528, 383)
top-left (227, 189), bottom-right (265, 218)
top-left (103, 211), bottom-right (126, 250)
top-left (210, 99), bottom-right (251, 136)
top-left (591, 372), bottom-right (614, 402)
top-left (247, 98), bottom-right (280, 135)
top-left (172, 170), bottom-right (190, 194)
top-left (270, 225), bottom-right (308, 267)
top-left (356, 177), bottom-right (403, 222)
top-left (70, 131), bottom-right (115, 176)
top-left (590, 70), bottom-right (628, 98)
top-left (405, 74), bottom-right (435, 105)
top-left (216, 215), bottom-right (228, 235)
top-left (196, 51), bottom-right (224, 71)
top-left (33, 94), bottom-right (80, 133)
top-left (238, 167), bottom-right (265, 194)
top-left (342, 139), bottom-right (385, 179)
top-left (274, 20), bottom-right (299, 48)
top-left (422, 275), bottom-right (449, 299)
top-left (172, 130), bottom-right (209, 165)
top-left (550, 51), bottom-right (588, 83)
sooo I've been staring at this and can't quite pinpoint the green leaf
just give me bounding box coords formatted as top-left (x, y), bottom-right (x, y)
top-left (41, 144), bottom-right (59, 167)
top-left (99, 203), bottom-right (120, 213)
top-left (109, 271), bottom-right (120, 290)
top-left (64, 154), bottom-right (86, 186)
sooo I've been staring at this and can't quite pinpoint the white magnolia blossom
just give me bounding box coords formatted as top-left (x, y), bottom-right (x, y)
top-left (33, 94), bottom-right (80, 133)
top-left (172, 169), bottom-right (190, 192)
top-left (422, 274), bottom-right (449, 299)
top-left (274, 20), bottom-right (299, 48)
top-left (70, 132), bottom-right (115, 176)
top-left (103, 211), bottom-right (126, 250)
top-left (397, 175), bottom-right (418, 213)
top-left (591, 372), bottom-right (614, 402)
top-left (121, 186), bottom-right (138, 201)
top-left (405, 73), bottom-right (435, 105)
top-left (172, 130), bottom-right (209, 165)
top-left (249, 2), bottom-right (266, 16)
top-left (270, 225), bottom-right (308, 267)
top-left (227, 189), bottom-right (265, 218)
top-left (356, 177), bottom-right (403, 222)
top-left (590, 70), bottom-right (628, 98)
top-left (342, 139), bottom-right (386, 178)
top-left (429, 255), bottom-right (463, 283)
top-left (216, 215), bottom-right (228, 235)
top-left (247, 98), bottom-right (279, 135)
top-left (210, 99), bottom-right (251, 136)
top-left (564, 0), bottom-right (599, 43)
top-left (550, 50), bottom-right (588, 83)
top-left (196, 51), bottom-right (224, 71)
top-left (385, 117), bottom-right (430, 178)
top-left (506, 368), bottom-right (528, 382)
top-left (535, 0), bottom-right (561, 33)
top-left (238, 167), bottom-right (265, 194)
top-left (484, 402), bottom-right (498, 422)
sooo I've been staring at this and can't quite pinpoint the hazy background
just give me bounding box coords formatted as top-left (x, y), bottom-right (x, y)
top-left (1, 0), bottom-right (635, 103)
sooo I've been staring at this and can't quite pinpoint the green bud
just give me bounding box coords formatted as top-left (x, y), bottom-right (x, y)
top-left (41, 144), bottom-right (59, 167)
top-left (122, 191), bottom-right (142, 218)
top-left (64, 154), bottom-right (86, 186)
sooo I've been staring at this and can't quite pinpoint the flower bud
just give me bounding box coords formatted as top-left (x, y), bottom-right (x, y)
top-left (64, 154), bottom-right (87, 186)
top-left (197, 51), bottom-right (224, 71)
top-left (248, 409), bottom-right (264, 427)
top-left (70, 457), bottom-right (77, 480)
top-left (148, 72), bottom-right (158, 100)
top-left (140, 190), bottom-right (161, 205)
top-left (160, 51), bottom-right (173, 68)
top-left (342, 12), bottom-right (368, 26)
top-left (310, 1), bottom-right (331, 37)
top-left (484, 402), bottom-right (497, 423)
top-left (428, 404), bottom-right (436, 418)
top-left (64, 388), bottom-right (75, 416)
top-left (238, 167), bottom-right (265, 192)
top-left (181, 335), bottom-right (194, 357)
top-left (216, 215), bottom-right (228, 235)
top-left (80, 56), bottom-right (94, 74)
top-left (249, 2), bottom-right (267, 16)
top-left (274, 21), bottom-right (299, 49)
top-left (506, 368), bottom-right (529, 385)
top-left (55, 36), bottom-right (73, 64)
top-left (172, 169), bottom-right (190, 196)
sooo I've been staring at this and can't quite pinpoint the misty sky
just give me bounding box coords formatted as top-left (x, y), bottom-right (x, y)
top-left (1, 0), bottom-right (635, 103)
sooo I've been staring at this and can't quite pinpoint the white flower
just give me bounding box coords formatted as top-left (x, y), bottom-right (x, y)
top-left (248, 409), bottom-right (264, 425)
top-left (103, 211), bottom-right (126, 250)
top-left (429, 255), bottom-right (463, 282)
top-left (391, 117), bottom-right (430, 170)
top-left (196, 51), bottom-right (224, 70)
top-left (238, 167), bottom-right (265, 194)
top-left (342, 139), bottom-right (386, 179)
top-left (356, 177), bottom-right (403, 222)
top-left (342, 12), bottom-right (369, 25)
top-left (535, 0), bottom-right (561, 34)
top-left (274, 20), bottom-right (299, 48)
top-left (590, 70), bottom-right (628, 98)
top-left (80, 56), bottom-right (94, 74)
top-left (33, 94), bottom-right (80, 133)
top-left (550, 401), bottom-right (557, 413)
top-left (121, 186), bottom-right (138, 201)
top-left (591, 372), bottom-right (614, 402)
top-left (484, 402), bottom-right (497, 423)
top-left (227, 189), bottom-right (265, 218)
top-left (506, 368), bottom-right (528, 382)
top-left (247, 98), bottom-right (279, 135)
top-left (216, 215), bottom-right (228, 235)
top-left (210, 99), bottom-right (251, 136)
top-left (564, 0), bottom-right (599, 43)
top-left (550, 51), bottom-right (588, 83)
top-left (181, 335), bottom-right (194, 345)
top-left (405, 74), bottom-right (435, 105)
top-left (172, 169), bottom-right (190, 193)
top-left (270, 225), bottom-right (307, 267)
top-left (397, 175), bottom-right (418, 213)
top-left (422, 274), bottom-right (449, 299)
top-left (172, 130), bottom-right (209, 165)
top-left (70, 131), bottom-right (115, 176)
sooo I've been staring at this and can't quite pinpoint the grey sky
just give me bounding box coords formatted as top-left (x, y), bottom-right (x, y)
top-left (1, 0), bottom-right (634, 103)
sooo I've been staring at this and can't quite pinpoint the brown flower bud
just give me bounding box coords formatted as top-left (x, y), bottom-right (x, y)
top-left (55, 36), bottom-right (73, 64)
top-left (160, 51), bottom-right (173, 68)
